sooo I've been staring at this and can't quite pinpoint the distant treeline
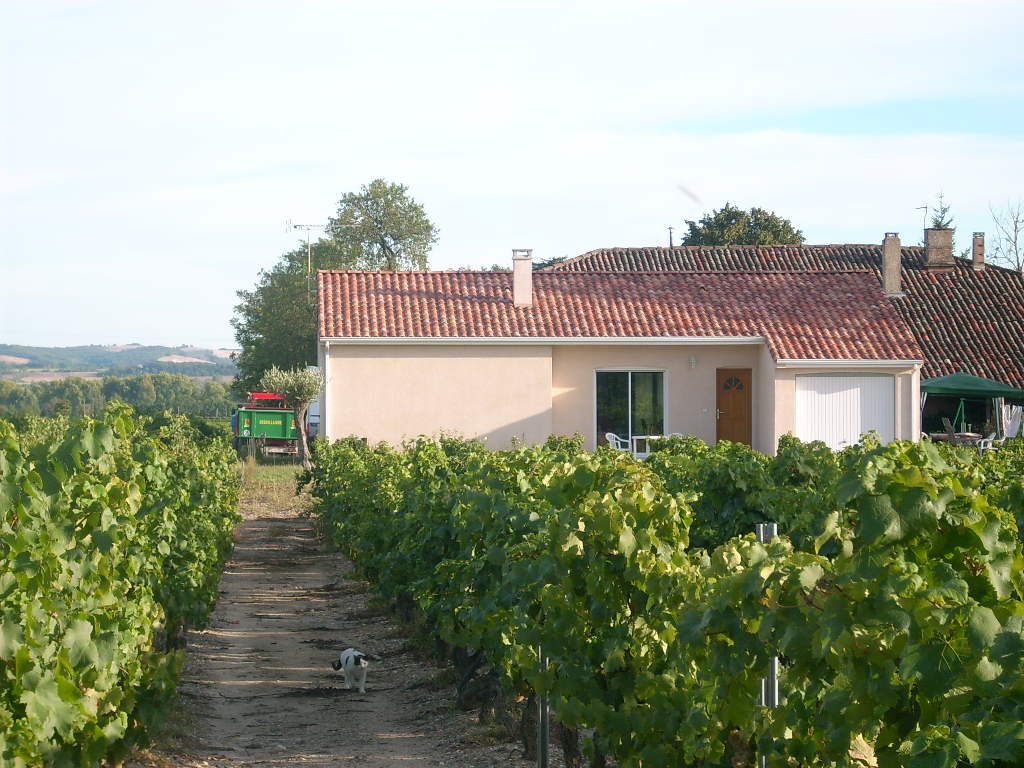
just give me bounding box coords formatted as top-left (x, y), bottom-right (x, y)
top-left (0, 373), bottom-right (237, 420)
top-left (0, 343), bottom-right (237, 376)
top-left (0, 361), bottom-right (237, 378)
top-left (99, 361), bottom-right (237, 377)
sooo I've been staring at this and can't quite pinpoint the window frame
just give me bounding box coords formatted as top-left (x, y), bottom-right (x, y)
top-left (593, 367), bottom-right (668, 446)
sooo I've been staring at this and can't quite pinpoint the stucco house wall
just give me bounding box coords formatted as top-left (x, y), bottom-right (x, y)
top-left (550, 343), bottom-right (767, 451)
top-left (322, 343), bottom-right (553, 447)
top-left (320, 341), bottom-right (920, 453)
top-left (754, 344), bottom-right (779, 455)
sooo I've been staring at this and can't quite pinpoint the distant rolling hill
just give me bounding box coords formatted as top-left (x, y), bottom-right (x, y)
top-left (0, 343), bottom-right (239, 381)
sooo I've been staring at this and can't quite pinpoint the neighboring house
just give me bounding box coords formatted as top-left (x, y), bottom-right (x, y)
top-left (317, 251), bottom-right (923, 453)
top-left (546, 229), bottom-right (1024, 389)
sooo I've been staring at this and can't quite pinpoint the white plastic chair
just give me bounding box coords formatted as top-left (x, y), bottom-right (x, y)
top-left (605, 432), bottom-right (629, 451)
top-left (977, 433), bottom-right (1006, 454)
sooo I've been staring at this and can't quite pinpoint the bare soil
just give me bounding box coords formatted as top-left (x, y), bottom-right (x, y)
top-left (129, 475), bottom-right (543, 768)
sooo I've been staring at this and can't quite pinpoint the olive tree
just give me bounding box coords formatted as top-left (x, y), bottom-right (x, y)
top-left (258, 365), bottom-right (324, 468)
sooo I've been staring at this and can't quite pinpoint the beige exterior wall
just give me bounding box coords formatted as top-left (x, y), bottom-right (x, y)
top-left (322, 344), bottom-right (553, 448)
top-left (753, 345), bottom-right (779, 454)
top-left (550, 344), bottom-right (768, 451)
top-left (320, 340), bottom-right (920, 455)
top-left (772, 365), bottom-right (921, 444)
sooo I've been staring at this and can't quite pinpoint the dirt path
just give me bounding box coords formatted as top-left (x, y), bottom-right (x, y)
top-left (129, 472), bottom-right (548, 768)
top-left (160, 512), bottom-right (450, 766)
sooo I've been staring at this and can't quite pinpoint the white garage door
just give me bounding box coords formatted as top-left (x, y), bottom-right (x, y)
top-left (795, 375), bottom-right (895, 450)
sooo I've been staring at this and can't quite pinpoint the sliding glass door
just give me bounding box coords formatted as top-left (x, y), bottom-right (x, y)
top-left (596, 370), bottom-right (664, 446)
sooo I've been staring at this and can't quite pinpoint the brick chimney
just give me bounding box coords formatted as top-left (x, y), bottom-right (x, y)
top-left (882, 232), bottom-right (902, 295)
top-left (972, 232), bottom-right (985, 271)
top-left (924, 227), bottom-right (955, 269)
top-left (512, 248), bottom-right (533, 307)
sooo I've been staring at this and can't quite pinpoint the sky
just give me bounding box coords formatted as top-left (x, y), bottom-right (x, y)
top-left (2, 0), bottom-right (1023, 349)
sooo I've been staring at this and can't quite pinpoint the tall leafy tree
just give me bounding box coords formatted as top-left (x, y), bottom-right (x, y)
top-left (682, 203), bottom-right (804, 246)
top-left (231, 242), bottom-right (341, 393)
top-left (326, 179), bottom-right (438, 270)
top-left (0, 379), bottom-right (37, 418)
top-left (232, 180), bottom-right (438, 393)
top-left (102, 373), bottom-right (157, 411)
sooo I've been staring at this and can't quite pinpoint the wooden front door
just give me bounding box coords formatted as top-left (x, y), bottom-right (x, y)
top-left (716, 368), bottom-right (752, 445)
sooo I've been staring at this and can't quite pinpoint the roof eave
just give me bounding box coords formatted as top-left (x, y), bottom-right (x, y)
top-left (320, 335), bottom-right (766, 346)
top-left (775, 358), bottom-right (923, 369)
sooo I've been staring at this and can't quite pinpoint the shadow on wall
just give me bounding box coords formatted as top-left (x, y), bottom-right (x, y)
top-left (329, 409), bottom-right (562, 451)
top-left (441, 408), bottom-right (555, 450)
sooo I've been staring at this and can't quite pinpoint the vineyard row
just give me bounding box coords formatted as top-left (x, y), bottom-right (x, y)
top-left (1, 406), bottom-right (241, 766)
top-left (306, 433), bottom-right (1024, 768)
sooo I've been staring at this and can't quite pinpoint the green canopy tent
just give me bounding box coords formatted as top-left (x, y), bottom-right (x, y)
top-left (921, 372), bottom-right (1024, 435)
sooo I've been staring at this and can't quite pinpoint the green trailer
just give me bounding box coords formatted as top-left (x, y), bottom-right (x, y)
top-left (236, 407), bottom-right (297, 440)
top-left (231, 393), bottom-right (299, 455)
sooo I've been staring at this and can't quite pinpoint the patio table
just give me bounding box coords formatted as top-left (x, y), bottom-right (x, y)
top-left (929, 432), bottom-right (982, 445)
top-left (631, 435), bottom-right (662, 458)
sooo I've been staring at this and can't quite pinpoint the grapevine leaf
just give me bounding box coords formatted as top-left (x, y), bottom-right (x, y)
top-left (617, 526), bottom-right (636, 557)
top-left (908, 744), bottom-right (958, 768)
top-left (63, 619), bottom-right (98, 668)
top-left (979, 721), bottom-right (1024, 761)
top-left (0, 480), bottom-right (16, 515)
top-left (814, 511), bottom-right (840, 554)
top-left (0, 572), bottom-right (15, 601)
top-left (82, 423), bottom-right (114, 460)
top-left (92, 529), bottom-right (114, 554)
top-left (857, 494), bottom-right (901, 544)
top-left (799, 564), bottom-right (824, 590)
top-left (954, 732), bottom-right (981, 764)
top-left (985, 551), bottom-right (1015, 600)
top-left (967, 606), bottom-right (1000, 653)
top-left (973, 656), bottom-right (1002, 682)
top-left (20, 674), bottom-right (80, 739)
top-left (900, 643), bottom-right (956, 697)
top-left (0, 620), bottom-right (23, 659)
top-left (562, 533), bottom-right (583, 554)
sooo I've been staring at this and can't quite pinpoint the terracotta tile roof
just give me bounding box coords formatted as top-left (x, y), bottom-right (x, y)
top-left (318, 269), bottom-right (921, 362)
top-left (544, 246), bottom-right (1024, 386)
top-left (548, 244), bottom-right (888, 272)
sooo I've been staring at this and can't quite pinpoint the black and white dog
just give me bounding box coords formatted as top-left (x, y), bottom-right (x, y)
top-left (331, 648), bottom-right (369, 693)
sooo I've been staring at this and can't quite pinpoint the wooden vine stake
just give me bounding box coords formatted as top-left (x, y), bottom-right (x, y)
top-left (756, 522), bottom-right (779, 768)
top-left (538, 645), bottom-right (550, 768)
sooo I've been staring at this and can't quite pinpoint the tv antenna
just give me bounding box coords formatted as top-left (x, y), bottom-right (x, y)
top-left (916, 204), bottom-right (929, 231)
top-left (285, 219), bottom-right (326, 304)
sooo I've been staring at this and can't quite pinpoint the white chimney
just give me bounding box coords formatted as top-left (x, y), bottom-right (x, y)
top-left (882, 232), bottom-right (902, 296)
top-left (512, 248), bottom-right (533, 307)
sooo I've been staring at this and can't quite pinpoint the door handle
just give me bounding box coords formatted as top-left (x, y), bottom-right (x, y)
top-left (716, 409), bottom-right (723, 419)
